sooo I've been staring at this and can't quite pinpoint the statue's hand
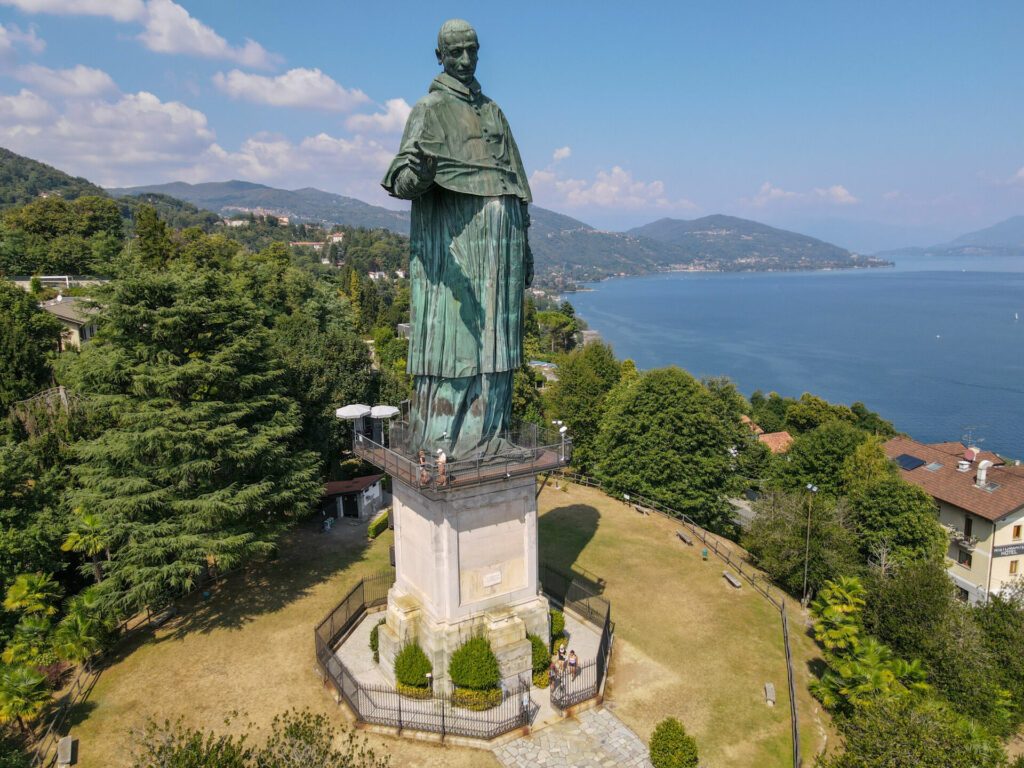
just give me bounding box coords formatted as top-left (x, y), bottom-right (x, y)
top-left (408, 141), bottom-right (437, 182)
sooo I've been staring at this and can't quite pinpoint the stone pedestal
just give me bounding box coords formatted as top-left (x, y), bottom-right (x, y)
top-left (377, 475), bottom-right (549, 689)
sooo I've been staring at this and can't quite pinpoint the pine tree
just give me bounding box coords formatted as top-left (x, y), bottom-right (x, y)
top-left (63, 265), bottom-right (320, 614)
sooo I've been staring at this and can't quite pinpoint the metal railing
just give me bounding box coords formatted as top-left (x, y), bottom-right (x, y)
top-left (550, 470), bottom-right (801, 768)
top-left (315, 572), bottom-right (536, 739)
top-left (540, 564), bottom-right (614, 711)
top-left (353, 423), bottom-right (571, 494)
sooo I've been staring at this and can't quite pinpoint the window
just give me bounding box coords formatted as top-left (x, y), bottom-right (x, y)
top-left (1011, 560), bottom-right (1020, 575)
top-left (956, 587), bottom-right (970, 602)
top-left (1014, 525), bottom-right (1022, 541)
top-left (957, 549), bottom-right (973, 568)
top-left (964, 516), bottom-right (973, 538)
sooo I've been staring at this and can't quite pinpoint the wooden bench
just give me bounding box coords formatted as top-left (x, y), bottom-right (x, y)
top-left (723, 571), bottom-right (742, 589)
top-left (676, 530), bottom-right (693, 546)
top-left (764, 682), bottom-right (776, 706)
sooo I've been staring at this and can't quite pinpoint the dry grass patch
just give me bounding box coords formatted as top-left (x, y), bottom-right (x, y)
top-left (538, 481), bottom-right (829, 768)
top-left (68, 518), bottom-right (497, 768)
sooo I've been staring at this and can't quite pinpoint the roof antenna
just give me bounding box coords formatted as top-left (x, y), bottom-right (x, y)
top-left (961, 426), bottom-right (986, 449)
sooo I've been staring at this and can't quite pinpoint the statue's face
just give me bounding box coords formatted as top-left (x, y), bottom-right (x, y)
top-left (437, 29), bottom-right (479, 84)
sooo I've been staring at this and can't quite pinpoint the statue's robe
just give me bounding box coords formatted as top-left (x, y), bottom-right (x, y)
top-left (382, 73), bottom-right (532, 459)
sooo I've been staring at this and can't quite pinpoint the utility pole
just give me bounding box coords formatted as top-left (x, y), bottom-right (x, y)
top-left (801, 483), bottom-right (818, 606)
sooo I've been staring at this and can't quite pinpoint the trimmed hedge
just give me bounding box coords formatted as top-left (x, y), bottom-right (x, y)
top-left (394, 641), bottom-right (432, 688)
top-left (550, 609), bottom-right (565, 649)
top-left (369, 618), bottom-right (385, 663)
top-left (449, 635), bottom-right (501, 691)
top-left (452, 686), bottom-right (502, 710)
top-left (397, 681), bottom-right (432, 700)
top-left (528, 633), bottom-right (551, 675)
top-left (532, 669), bottom-right (550, 688)
top-left (650, 717), bottom-right (699, 768)
top-left (368, 511), bottom-right (389, 539)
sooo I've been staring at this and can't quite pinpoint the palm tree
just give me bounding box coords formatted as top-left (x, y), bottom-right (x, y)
top-left (62, 511), bottom-right (109, 584)
top-left (3, 573), bottom-right (61, 617)
top-left (0, 664), bottom-right (50, 739)
top-left (1, 615), bottom-right (52, 666)
top-left (52, 608), bottom-right (104, 668)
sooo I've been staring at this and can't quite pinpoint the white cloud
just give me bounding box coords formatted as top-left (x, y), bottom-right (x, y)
top-left (0, 21), bottom-right (46, 55)
top-left (140, 0), bottom-right (279, 69)
top-left (748, 180), bottom-right (858, 207)
top-left (15, 63), bottom-right (116, 96)
top-left (0, 88), bottom-right (55, 123)
top-left (882, 189), bottom-right (903, 201)
top-left (552, 146), bottom-right (571, 162)
top-left (530, 166), bottom-right (697, 211)
top-left (813, 184), bottom-right (858, 205)
top-left (0, 0), bottom-right (144, 22)
top-left (2, 0), bottom-right (280, 67)
top-left (213, 68), bottom-right (368, 111)
top-left (345, 98), bottom-right (411, 133)
top-left (1011, 167), bottom-right (1024, 186)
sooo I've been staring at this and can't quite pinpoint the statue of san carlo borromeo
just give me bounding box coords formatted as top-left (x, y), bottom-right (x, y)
top-left (382, 19), bottom-right (533, 460)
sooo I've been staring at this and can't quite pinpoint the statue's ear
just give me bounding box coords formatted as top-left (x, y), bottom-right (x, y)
top-left (435, 47), bottom-right (443, 65)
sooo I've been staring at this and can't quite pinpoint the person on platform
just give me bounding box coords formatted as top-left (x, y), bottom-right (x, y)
top-left (382, 19), bottom-right (533, 460)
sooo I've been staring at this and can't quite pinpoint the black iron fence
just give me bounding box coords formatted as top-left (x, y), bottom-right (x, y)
top-left (540, 564), bottom-right (614, 711)
top-left (316, 564), bottom-right (614, 737)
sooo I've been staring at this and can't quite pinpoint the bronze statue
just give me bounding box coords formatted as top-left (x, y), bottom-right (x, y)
top-left (383, 19), bottom-right (532, 459)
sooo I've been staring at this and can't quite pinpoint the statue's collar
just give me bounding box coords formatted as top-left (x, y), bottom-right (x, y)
top-left (430, 73), bottom-right (482, 101)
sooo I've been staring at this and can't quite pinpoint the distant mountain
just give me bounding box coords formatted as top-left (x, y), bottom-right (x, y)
top-left (627, 215), bottom-right (888, 271)
top-left (0, 147), bottom-right (107, 208)
top-left (106, 178), bottom-right (891, 278)
top-left (107, 180), bottom-right (412, 233)
top-left (945, 215), bottom-right (1024, 250)
top-left (878, 216), bottom-right (1024, 259)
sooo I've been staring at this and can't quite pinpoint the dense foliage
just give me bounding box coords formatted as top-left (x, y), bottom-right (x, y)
top-left (547, 342), bottom-right (620, 473)
top-left (393, 642), bottom-right (432, 689)
top-left (0, 148), bottom-right (105, 209)
top-left (596, 367), bottom-right (735, 530)
top-left (448, 635), bottom-right (500, 691)
top-left (0, 283), bottom-right (61, 411)
top-left (649, 717), bottom-right (699, 768)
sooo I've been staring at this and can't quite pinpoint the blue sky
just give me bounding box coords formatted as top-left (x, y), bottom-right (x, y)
top-left (0, 1), bottom-right (1022, 251)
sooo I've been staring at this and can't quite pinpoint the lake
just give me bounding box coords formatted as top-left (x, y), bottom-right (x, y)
top-left (567, 254), bottom-right (1024, 460)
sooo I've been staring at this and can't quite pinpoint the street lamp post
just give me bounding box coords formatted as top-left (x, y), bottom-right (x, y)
top-left (801, 483), bottom-right (818, 607)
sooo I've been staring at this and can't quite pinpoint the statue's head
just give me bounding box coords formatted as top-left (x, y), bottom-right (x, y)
top-left (436, 19), bottom-right (479, 85)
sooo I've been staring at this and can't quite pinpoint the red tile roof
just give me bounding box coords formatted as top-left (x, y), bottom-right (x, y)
top-left (883, 437), bottom-right (1024, 521)
top-left (759, 431), bottom-right (794, 454)
top-left (741, 414), bottom-right (764, 435)
top-left (323, 474), bottom-right (383, 497)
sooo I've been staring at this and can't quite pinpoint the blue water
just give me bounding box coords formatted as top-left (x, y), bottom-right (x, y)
top-left (567, 254), bottom-right (1024, 460)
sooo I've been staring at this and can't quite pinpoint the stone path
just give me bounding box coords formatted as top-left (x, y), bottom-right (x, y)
top-left (494, 708), bottom-right (654, 768)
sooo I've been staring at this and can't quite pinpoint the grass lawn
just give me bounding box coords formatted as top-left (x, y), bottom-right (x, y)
top-left (539, 480), bottom-right (830, 768)
top-left (68, 517), bottom-right (498, 768)
top-left (68, 480), bottom-right (828, 768)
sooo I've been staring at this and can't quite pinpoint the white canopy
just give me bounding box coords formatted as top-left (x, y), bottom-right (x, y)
top-left (370, 405), bottom-right (401, 419)
top-left (335, 404), bottom-right (371, 419)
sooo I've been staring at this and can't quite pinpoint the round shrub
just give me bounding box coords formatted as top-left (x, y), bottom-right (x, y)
top-left (650, 717), bottom-right (699, 768)
top-left (528, 633), bottom-right (551, 675)
top-left (448, 635), bottom-right (500, 691)
top-left (394, 641), bottom-right (432, 689)
top-left (369, 618), bottom-right (385, 663)
top-left (396, 681), bottom-right (432, 700)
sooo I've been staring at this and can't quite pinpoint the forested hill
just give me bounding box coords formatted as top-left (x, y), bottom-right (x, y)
top-left (0, 147), bottom-right (106, 207)
top-left (628, 215), bottom-right (889, 271)
top-left (108, 180), bottom-right (412, 234)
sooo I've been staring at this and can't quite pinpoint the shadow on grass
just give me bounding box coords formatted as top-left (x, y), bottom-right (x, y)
top-left (62, 699), bottom-right (98, 731)
top-left (161, 516), bottom-right (377, 639)
top-left (538, 504), bottom-right (602, 590)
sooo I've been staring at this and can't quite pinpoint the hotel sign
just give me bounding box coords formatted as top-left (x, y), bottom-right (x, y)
top-left (994, 543), bottom-right (1024, 558)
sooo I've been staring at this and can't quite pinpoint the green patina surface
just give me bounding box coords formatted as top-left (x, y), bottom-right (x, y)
top-left (382, 20), bottom-right (533, 459)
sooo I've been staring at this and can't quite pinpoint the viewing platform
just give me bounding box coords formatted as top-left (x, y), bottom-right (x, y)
top-left (353, 422), bottom-right (571, 495)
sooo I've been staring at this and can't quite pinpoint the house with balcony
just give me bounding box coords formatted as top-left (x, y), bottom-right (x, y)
top-left (883, 436), bottom-right (1024, 603)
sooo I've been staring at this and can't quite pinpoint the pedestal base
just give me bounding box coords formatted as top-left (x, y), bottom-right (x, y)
top-left (378, 591), bottom-right (549, 689)
top-left (378, 474), bottom-right (549, 688)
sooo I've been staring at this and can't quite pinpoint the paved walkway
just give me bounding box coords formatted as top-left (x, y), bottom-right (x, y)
top-left (494, 708), bottom-right (654, 768)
